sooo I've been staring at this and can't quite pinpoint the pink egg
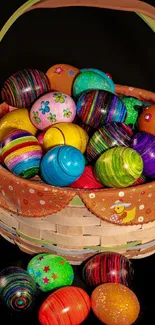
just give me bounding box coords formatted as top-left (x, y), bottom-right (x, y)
top-left (30, 92), bottom-right (76, 130)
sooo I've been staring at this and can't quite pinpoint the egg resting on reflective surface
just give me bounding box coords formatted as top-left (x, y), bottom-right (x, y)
top-left (91, 283), bottom-right (140, 325)
top-left (0, 266), bottom-right (36, 311)
top-left (38, 286), bottom-right (91, 325)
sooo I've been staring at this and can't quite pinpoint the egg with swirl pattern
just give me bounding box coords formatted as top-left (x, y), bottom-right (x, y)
top-left (0, 267), bottom-right (36, 311)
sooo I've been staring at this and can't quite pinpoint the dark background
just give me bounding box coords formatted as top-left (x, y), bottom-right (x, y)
top-left (0, 1), bottom-right (155, 324)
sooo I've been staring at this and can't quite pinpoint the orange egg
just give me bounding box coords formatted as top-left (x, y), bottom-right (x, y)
top-left (91, 283), bottom-right (140, 325)
top-left (46, 64), bottom-right (80, 96)
top-left (138, 105), bottom-right (155, 135)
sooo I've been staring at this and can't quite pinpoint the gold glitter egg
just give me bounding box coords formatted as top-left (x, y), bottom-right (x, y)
top-left (91, 283), bottom-right (140, 325)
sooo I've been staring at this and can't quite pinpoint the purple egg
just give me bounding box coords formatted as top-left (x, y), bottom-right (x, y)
top-left (131, 131), bottom-right (155, 178)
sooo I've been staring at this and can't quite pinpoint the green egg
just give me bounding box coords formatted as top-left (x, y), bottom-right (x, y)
top-left (27, 253), bottom-right (74, 292)
top-left (94, 146), bottom-right (143, 188)
top-left (73, 71), bottom-right (113, 98)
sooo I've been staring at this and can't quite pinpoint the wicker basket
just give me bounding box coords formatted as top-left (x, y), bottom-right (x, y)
top-left (0, 0), bottom-right (155, 265)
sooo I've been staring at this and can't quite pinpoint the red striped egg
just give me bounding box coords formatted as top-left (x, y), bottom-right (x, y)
top-left (38, 286), bottom-right (91, 325)
top-left (82, 252), bottom-right (134, 287)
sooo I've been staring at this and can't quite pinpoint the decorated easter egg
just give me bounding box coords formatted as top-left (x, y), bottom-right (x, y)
top-left (121, 96), bottom-right (145, 128)
top-left (0, 108), bottom-right (37, 142)
top-left (40, 145), bottom-right (85, 186)
top-left (43, 122), bottom-right (89, 153)
top-left (39, 286), bottom-right (91, 325)
top-left (70, 165), bottom-right (103, 189)
top-left (73, 115), bottom-right (95, 137)
top-left (131, 132), bottom-right (155, 178)
top-left (138, 105), bottom-right (155, 135)
top-left (0, 102), bottom-right (9, 118)
top-left (27, 254), bottom-right (74, 292)
top-left (46, 64), bottom-right (80, 96)
top-left (1, 69), bottom-right (50, 108)
top-left (91, 283), bottom-right (140, 325)
top-left (73, 71), bottom-right (113, 98)
top-left (37, 131), bottom-right (46, 150)
top-left (132, 174), bottom-right (146, 186)
top-left (0, 266), bottom-right (36, 311)
top-left (81, 68), bottom-right (115, 93)
top-left (30, 91), bottom-right (76, 130)
top-left (1, 129), bottom-right (42, 178)
top-left (94, 146), bottom-right (143, 187)
top-left (86, 122), bottom-right (133, 162)
top-left (76, 90), bottom-right (127, 128)
top-left (82, 252), bottom-right (133, 287)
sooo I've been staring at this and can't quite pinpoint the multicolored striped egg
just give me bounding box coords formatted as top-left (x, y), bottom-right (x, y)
top-left (1, 69), bottom-right (50, 108)
top-left (86, 122), bottom-right (133, 162)
top-left (94, 146), bottom-right (143, 187)
top-left (76, 90), bottom-right (127, 128)
top-left (38, 286), bottom-right (91, 325)
top-left (82, 252), bottom-right (134, 287)
top-left (1, 129), bottom-right (42, 178)
top-left (73, 71), bottom-right (113, 98)
top-left (40, 145), bottom-right (85, 186)
top-left (43, 122), bottom-right (89, 153)
top-left (30, 91), bottom-right (76, 130)
top-left (0, 267), bottom-right (36, 311)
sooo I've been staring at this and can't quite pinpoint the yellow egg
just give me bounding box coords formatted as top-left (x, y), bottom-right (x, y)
top-left (43, 122), bottom-right (89, 153)
top-left (0, 108), bottom-right (37, 142)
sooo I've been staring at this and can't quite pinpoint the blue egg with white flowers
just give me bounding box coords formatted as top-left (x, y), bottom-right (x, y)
top-left (40, 145), bottom-right (85, 186)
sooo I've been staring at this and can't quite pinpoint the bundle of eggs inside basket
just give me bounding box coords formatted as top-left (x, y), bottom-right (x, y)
top-left (0, 64), bottom-right (155, 189)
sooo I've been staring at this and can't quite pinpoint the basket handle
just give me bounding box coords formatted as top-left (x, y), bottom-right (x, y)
top-left (0, 0), bottom-right (155, 42)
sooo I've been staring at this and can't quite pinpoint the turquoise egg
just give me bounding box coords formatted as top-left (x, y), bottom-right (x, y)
top-left (73, 71), bottom-right (113, 98)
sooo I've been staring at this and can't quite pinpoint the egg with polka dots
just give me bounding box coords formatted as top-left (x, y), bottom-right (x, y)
top-left (27, 254), bottom-right (74, 292)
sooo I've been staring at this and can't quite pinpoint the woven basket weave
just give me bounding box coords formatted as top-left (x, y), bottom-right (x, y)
top-left (0, 0), bottom-right (155, 265)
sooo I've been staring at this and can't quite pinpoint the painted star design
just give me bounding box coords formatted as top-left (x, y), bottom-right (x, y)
top-left (55, 67), bottom-right (63, 74)
top-left (68, 69), bottom-right (75, 76)
top-left (51, 273), bottom-right (58, 280)
top-left (38, 256), bottom-right (44, 261)
top-left (59, 261), bottom-right (65, 265)
top-left (43, 277), bottom-right (49, 284)
top-left (36, 270), bottom-right (42, 277)
top-left (44, 266), bottom-right (50, 272)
